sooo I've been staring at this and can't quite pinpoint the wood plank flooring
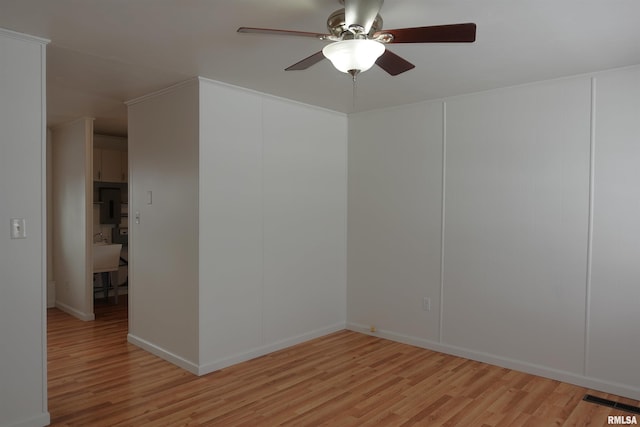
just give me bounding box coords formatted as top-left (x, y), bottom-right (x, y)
top-left (48, 299), bottom-right (638, 426)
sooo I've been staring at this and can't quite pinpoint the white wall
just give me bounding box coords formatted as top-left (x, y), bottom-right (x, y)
top-left (125, 61), bottom-right (638, 399)
top-left (348, 65), bottom-right (640, 400)
top-left (443, 79), bottom-right (591, 373)
top-left (260, 97), bottom-right (347, 346)
top-left (128, 78), bottom-right (347, 374)
top-left (348, 102), bottom-right (444, 341)
top-left (589, 67), bottom-right (640, 388)
top-left (51, 118), bottom-right (94, 321)
top-left (198, 82), bottom-right (263, 368)
top-left (0, 28), bottom-right (50, 427)
top-left (127, 80), bottom-right (200, 369)
top-left (46, 129), bottom-right (55, 308)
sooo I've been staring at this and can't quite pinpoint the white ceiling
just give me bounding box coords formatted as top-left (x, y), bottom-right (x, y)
top-left (1, 0), bottom-right (639, 136)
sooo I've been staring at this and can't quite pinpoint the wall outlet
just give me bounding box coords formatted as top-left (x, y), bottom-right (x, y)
top-left (10, 218), bottom-right (26, 239)
top-left (422, 297), bottom-right (431, 312)
top-left (370, 326), bottom-right (377, 333)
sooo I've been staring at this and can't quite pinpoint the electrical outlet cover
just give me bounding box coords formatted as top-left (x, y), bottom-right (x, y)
top-left (10, 218), bottom-right (26, 239)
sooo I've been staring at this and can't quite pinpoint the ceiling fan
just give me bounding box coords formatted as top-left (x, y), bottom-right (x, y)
top-left (238, 0), bottom-right (476, 78)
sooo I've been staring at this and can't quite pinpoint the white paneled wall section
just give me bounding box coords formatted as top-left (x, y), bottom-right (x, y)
top-left (51, 118), bottom-right (94, 321)
top-left (260, 97), bottom-right (347, 346)
top-left (198, 82), bottom-right (264, 368)
top-left (348, 102), bottom-right (444, 342)
top-left (347, 65), bottom-right (640, 400)
top-left (0, 28), bottom-right (50, 427)
top-left (128, 78), bottom-right (347, 375)
top-left (589, 67), bottom-right (640, 389)
top-left (198, 79), bottom-right (347, 373)
top-left (127, 80), bottom-right (201, 370)
top-left (443, 79), bottom-right (591, 373)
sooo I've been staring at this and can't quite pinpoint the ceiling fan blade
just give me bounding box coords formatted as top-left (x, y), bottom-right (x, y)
top-left (285, 51), bottom-right (326, 71)
top-left (375, 23), bottom-right (476, 43)
top-left (345, 0), bottom-right (384, 34)
top-left (375, 50), bottom-right (415, 76)
top-left (238, 27), bottom-right (330, 40)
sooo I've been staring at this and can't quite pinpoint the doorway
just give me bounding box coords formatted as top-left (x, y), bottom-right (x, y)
top-left (47, 126), bottom-right (130, 320)
top-left (91, 134), bottom-right (129, 316)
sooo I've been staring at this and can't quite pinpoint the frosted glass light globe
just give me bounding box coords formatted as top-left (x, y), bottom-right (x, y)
top-left (322, 39), bottom-right (385, 74)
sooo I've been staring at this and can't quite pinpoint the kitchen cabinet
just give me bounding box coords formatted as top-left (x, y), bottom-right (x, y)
top-left (94, 148), bottom-right (127, 182)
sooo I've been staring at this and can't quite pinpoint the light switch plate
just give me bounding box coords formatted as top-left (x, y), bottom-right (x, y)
top-left (10, 218), bottom-right (26, 239)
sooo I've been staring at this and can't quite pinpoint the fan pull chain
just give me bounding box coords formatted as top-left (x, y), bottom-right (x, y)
top-left (352, 73), bottom-right (357, 112)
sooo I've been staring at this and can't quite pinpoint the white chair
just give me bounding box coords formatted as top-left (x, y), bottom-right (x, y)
top-left (93, 244), bottom-right (123, 303)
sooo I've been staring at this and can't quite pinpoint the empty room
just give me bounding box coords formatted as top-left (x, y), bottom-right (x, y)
top-left (1, 1), bottom-right (639, 426)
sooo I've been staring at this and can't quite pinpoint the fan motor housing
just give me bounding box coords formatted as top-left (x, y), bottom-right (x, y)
top-left (327, 8), bottom-right (383, 38)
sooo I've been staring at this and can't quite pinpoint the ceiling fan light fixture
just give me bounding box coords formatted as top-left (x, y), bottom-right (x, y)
top-left (322, 39), bottom-right (385, 75)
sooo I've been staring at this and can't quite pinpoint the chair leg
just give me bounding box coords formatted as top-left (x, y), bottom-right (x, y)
top-left (93, 273), bottom-right (98, 302)
top-left (114, 273), bottom-right (118, 305)
top-left (102, 272), bottom-right (109, 301)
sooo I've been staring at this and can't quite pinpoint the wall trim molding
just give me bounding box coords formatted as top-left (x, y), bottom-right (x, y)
top-left (0, 27), bottom-right (49, 44)
top-left (126, 75), bottom-right (347, 117)
top-left (127, 334), bottom-right (200, 375)
top-left (198, 76), bottom-right (347, 118)
top-left (55, 301), bottom-right (94, 321)
top-left (439, 100), bottom-right (447, 343)
top-left (347, 322), bottom-right (640, 401)
top-left (47, 281), bottom-right (56, 308)
top-left (48, 116), bottom-right (95, 132)
top-left (124, 78), bottom-right (199, 106)
top-left (40, 40), bottom-right (50, 422)
top-left (4, 412), bottom-right (50, 427)
top-left (129, 323), bottom-right (346, 377)
top-left (583, 76), bottom-right (597, 376)
top-left (197, 322), bottom-right (346, 376)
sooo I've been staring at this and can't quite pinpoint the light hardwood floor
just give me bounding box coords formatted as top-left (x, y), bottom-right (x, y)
top-left (48, 298), bottom-right (638, 426)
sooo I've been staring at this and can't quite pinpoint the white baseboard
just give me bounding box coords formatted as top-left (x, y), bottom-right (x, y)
top-left (47, 281), bottom-right (55, 308)
top-left (4, 411), bottom-right (50, 427)
top-left (55, 301), bottom-right (94, 321)
top-left (347, 322), bottom-right (640, 401)
top-left (127, 334), bottom-right (200, 375)
top-left (128, 322), bottom-right (346, 377)
top-left (197, 322), bottom-right (347, 376)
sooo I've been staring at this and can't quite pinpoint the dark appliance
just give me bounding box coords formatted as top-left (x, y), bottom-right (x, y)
top-left (99, 188), bottom-right (121, 224)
